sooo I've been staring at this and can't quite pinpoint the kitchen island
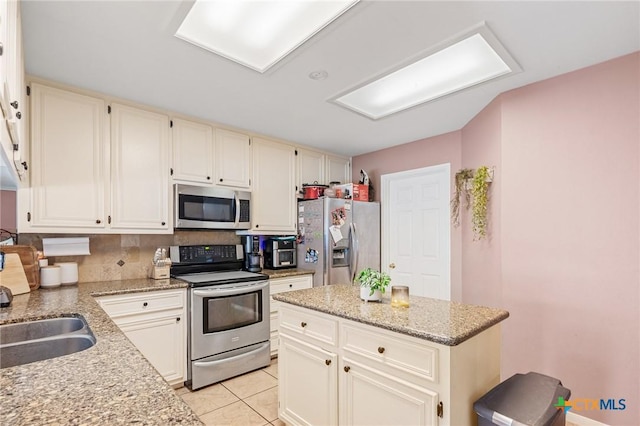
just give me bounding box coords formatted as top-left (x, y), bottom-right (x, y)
top-left (0, 279), bottom-right (202, 426)
top-left (273, 285), bottom-right (509, 426)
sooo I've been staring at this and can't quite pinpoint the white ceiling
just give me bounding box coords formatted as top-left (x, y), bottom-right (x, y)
top-left (20, 1), bottom-right (640, 157)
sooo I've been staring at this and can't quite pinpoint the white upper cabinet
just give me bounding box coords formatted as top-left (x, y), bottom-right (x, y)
top-left (326, 154), bottom-right (351, 185)
top-left (251, 137), bottom-right (296, 233)
top-left (215, 128), bottom-right (251, 189)
top-left (29, 83), bottom-right (108, 229)
top-left (296, 147), bottom-right (325, 192)
top-left (0, 0), bottom-right (26, 178)
top-left (171, 118), bottom-right (214, 184)
top-left (110, 103), bottom-right (171, 232)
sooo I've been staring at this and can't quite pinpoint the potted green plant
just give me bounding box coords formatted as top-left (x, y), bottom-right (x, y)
top-left (355, 267), bottom-right (391, 302)
top-left (450, 168), bottom-right (473, 227)
top-left (470, 166), bottom-right (491, 240)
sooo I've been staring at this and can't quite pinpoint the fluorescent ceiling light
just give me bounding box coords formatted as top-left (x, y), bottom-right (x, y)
top-left (333, 25), bottom-right (521, 120)
top-left (176, 0), bottom-right (358, 73)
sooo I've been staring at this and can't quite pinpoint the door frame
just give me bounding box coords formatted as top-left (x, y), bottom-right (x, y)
top-left (380, 163), bottom-right (451, 298)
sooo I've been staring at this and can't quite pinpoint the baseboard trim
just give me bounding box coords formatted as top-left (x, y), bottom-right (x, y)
top-left (567, 412), bottom-right (609, 426)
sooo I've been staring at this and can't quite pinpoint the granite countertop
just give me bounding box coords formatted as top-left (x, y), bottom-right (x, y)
top-left (0, 278), bottom-right (203, 426)
top-left (272, 285), bottom-right (509, 346)
top-left (261, 268), bottom-right (314, 279)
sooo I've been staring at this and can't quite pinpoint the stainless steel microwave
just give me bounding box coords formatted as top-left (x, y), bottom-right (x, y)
top-left (174, 184), bottom-right (251, 230)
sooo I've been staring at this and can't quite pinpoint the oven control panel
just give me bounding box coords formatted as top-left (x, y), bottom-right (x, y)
top-left (169, 244), bottom-right (243, 264)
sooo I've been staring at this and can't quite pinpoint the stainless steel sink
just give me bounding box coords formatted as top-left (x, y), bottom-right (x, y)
top-left (1, 317), bottom-right (87, 345)
top-left (0, 315), bottom-right (96, 369)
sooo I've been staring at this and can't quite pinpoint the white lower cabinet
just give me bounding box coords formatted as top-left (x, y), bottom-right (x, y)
top-left (278, 303), bottom-right (501, 426)
top-left (279, 335), bottom-right (338, 426)
top-left (269, 274), bottom-right (313, 356)
top-left (97, 289), bottom-right (186, 387)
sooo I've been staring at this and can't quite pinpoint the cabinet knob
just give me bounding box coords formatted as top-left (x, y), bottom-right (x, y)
top-left (161, 221), bottom-right (166, 226)
top-left (207, 176), bottom-right (211, 180)
top-left (389, 263), bottom-right (396, 269)
top-left (219, 178), bottom-right (223, 182)
top-left (325, 359), bottom-right (331, 366)
top-left (10, 101), bottom-right (18, 109)
top-left (300, 322), bottom-right (307, 328)
top-left (96, 219), bottom-right (101, 224)
top-left (378, 346), bottom-right (385, 354)
top-left (143, 302), bottom-right (148, 307)
top-left (176, 317), bottom-right (181, 322)
top-left (344, 366), bottom-right (350, 373)
top-left (15, 111), bottom-right (21, 119)
top-left (289, 284), bottom-right (293, 288)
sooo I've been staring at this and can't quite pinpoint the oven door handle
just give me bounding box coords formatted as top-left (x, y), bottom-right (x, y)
top-left (192, 280), bottom-right (268, 297)
top-left (193, 342), bottom-right (270, 368)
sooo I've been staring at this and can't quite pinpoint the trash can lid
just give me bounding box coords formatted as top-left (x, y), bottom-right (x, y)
top-left (474, 372), bottom-right (571, 426)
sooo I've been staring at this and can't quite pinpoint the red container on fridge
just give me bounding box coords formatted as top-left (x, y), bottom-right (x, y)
top-left (302, 182), bottom-right (329, 199)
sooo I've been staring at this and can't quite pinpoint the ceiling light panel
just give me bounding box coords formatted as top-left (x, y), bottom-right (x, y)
top-left (333, 25), bottom-right (521, 120)
top-left (176, 0), bottom-right (358, 73)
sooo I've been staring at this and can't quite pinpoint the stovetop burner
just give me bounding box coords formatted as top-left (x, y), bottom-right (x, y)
top-left (169, 244), bottom-right (268, 287)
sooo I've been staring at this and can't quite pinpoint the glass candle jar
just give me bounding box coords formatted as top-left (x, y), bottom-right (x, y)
top-left (391, 286), bottom-right (410, 308)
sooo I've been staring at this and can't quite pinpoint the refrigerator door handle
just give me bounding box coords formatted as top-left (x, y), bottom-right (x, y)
top-left (350, 222), bottom-right (359, 283)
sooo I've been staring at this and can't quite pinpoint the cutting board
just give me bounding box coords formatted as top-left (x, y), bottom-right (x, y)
top-left (1, 253), bottom-right (31, 295)
top-left (1, 245), bottom-right (40, 290)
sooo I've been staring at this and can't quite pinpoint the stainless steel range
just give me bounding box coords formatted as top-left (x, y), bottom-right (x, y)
top-left (170, 244), bottom-right (270, 390)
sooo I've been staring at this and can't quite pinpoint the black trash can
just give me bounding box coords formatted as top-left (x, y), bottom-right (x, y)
top-left (474, 372), bottom-right (571, 426)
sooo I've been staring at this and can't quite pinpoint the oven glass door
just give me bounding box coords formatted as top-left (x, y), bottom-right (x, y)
top-left (190, 280), bottom-right (270, 360)
top-left (204, 291), bottom-right (262, 333)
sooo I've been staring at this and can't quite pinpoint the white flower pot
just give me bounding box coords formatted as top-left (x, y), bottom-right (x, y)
top-left (360, 286), bottom-right (382, 302)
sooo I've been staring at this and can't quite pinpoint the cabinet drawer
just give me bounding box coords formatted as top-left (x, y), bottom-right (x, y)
top-left (98, 289), bottom-right (185, 318)
top-left (270, 275), bottom-right (313, 295)
top-left (279, 304), bottom-right (338, 350)
top-left (341, 322), bottom-right (438, 384)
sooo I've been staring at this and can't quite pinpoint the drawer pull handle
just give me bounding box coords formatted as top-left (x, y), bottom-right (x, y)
top-left (378, 346), bottom-right (385, 354)
top-left (176, 317), bottom-right (181, 322)
top-left (143, 302), bottom-right (148, 307)
top-left (300, 322), bottom-right (307, 328)
top-left (343, 366), bottom-right (350, 373)
top-left (325, 359), bottom-right (331, 366)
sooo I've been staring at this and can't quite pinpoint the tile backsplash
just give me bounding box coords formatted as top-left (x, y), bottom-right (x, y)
top-left (19, 231), bottom-right (241, 283)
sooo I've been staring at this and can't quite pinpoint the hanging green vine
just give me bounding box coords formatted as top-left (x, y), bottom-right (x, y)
top-left (450, 169), bottom-right (473, 227)
top-left (471, 166), bottom-right (491, 240)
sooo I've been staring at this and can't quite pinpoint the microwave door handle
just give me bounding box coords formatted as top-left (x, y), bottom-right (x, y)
top-left (234, 192), bottom-right (241, 227)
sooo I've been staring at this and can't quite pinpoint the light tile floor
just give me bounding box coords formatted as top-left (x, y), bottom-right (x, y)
top-left (176, 358), bottom-right (284, 426)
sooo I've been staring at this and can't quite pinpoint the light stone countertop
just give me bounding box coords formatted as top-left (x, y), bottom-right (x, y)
top-left (0, 278), bottom-right (203, 426)
top-left (272, 284), bottom-right (509, 346)
top-left (261, 268), bottom-right (314, 279)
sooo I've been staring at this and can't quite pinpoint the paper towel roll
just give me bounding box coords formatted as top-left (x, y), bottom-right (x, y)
top-left (40, 266), bottom-right (61, 288)
top-left (56, 262), bottom-right (78, 285)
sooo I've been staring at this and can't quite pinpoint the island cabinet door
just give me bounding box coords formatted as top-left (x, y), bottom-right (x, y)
top-left (278, 335), bottom-right (338, 426)
top-left (339, 357), bottom-right (439, 426)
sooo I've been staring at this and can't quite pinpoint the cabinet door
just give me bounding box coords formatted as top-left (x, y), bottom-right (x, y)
top-left (29, 83), bottom-right (107, 229)
top-left (326, 154), bottom-right (351, 185)
top-left (279, 335), bottom-right (338, 426)
top-left (269, 275), bottom-right (313, 356)
top-left (215, 128), bottom-right (251, 188)
top-left (340, 357), bottom-right (439, 426)
top-left (172, 118), bottom-right (214, 184)
top-left (110, 103), bottom-right (170, 232)
top-left (296, 148), bottom-right (325, 192)
top-left (252, 137), bottom-right (296, 232)
top-left (117, 312), bottom-right (186, 386)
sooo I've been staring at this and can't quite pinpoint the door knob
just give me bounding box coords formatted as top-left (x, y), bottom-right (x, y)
top-left (389, 263), bottom-right (396, 269)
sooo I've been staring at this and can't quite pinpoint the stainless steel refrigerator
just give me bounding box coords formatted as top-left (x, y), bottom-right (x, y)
top-left (297, 198), bottom-right (380, 287)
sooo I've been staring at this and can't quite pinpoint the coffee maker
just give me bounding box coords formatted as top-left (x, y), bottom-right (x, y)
top-left (242, 236), bottom-right (262, 272)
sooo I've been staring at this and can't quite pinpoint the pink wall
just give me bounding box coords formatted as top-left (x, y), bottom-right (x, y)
top-left (498, 53), bottom-right (639, 425)
top-left (353, 52), bottom-right (639, 424)
top-left (352, 131), bottom-right (463, 301)
top-left (0, 190), bottom-right (17, 232)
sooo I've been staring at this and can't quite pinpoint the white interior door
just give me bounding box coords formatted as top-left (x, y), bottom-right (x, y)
top-left (382, 164), bottom-right (450, 300)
